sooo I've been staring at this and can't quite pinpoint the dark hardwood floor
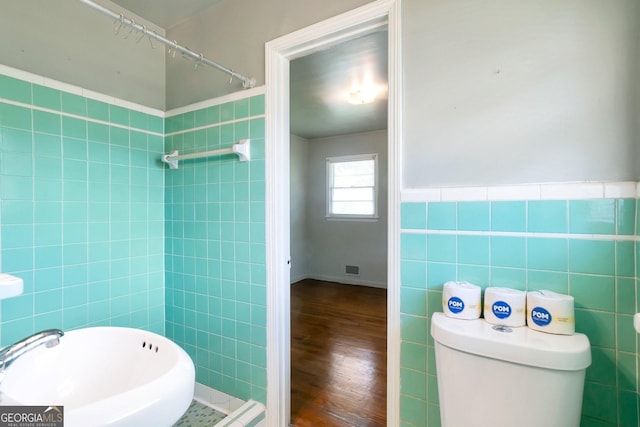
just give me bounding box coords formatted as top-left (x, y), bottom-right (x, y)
top-left (290, 279), bottom-right (387, 427)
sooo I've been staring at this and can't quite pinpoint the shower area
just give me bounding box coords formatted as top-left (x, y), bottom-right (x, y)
top-left (0, 0), bottom-right (270, 424)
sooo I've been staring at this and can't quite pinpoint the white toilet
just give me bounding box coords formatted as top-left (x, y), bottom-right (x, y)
top-left (431, 312), bottom-right (591, 427)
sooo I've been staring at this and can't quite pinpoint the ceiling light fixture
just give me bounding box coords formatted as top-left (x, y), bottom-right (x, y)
top-left (346, 75), bottom-right (381, 105)
top-left (347, 85), bottom-right (378, 104)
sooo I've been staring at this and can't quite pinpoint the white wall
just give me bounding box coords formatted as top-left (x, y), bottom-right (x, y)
top-left (0, 0), bottom-right (166, 109)
top-left (295, 130), bottom-right (388, 288)
top-left (403, 0), bottom-right (640, 187)
top-left (290, 134), bottom-right (310, 283)
top-left (165, 0), bottom-right (374, 108)
top-left (167, 0), bottom-right (639, 183)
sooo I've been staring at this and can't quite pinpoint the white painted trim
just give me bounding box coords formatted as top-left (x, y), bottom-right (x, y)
top-left (0, 64), bottom-right (165, 117)
top-left (265, 1), bottom-right (401, 425)
top-left (265, 29), bottom-right (292, 427)
top-left (165, 86), bottom-right (266, 118)
top-left (385, 1), bottom-right (402, 425)
top-left (401, 181), bottom-right (639, 202)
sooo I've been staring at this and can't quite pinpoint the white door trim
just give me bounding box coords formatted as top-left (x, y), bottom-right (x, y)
top-left (264, 1), bottom-right (402, 425)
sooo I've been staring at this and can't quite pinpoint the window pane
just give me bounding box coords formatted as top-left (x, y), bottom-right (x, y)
top-left (334, 174), bottom-right (374, 187)
top-left (327, 156), bottom-right (376, 217)
top-left (333, 160), bottom-right (374, 177)
top-left (332, 201), bottom-right (374, 215)
top-left (332, 188), bottom-right (373, 202)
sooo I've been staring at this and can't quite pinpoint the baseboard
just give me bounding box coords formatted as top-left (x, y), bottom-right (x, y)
top-left (292, 273), bottom-right (387, 289)
top-left (289, 273), bottom-right (308, 285)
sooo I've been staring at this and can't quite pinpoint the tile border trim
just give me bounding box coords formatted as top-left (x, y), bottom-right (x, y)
top-left (400, 228), bottom-right (638, 242)
top-left (0, 64), bottom-right (265, 121)
top-left (0, 64), bottom-right (164, 117)
top-left (165, 86), bottom-right (266, 118)
top-left (401, 181), bottom-right (638, 202)
top-left (165, 114), bottom-right (265, 137)
top-left (0, 96), bottom-right (163, 137)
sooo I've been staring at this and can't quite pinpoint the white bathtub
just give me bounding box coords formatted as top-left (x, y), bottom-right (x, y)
top-left (1, 327), bottom-right (195, 427)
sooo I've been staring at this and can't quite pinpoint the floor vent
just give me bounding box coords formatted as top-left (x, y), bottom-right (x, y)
top-left (345, 265), bottom-right (360, 276)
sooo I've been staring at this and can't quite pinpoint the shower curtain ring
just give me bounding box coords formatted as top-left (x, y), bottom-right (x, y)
top-left (194, 53), bottom-right (204, 70)
top-left (168, 40), bottom-right (178, 58)
top-left (136, 25), bottom-right (146, 43)
top-left (124, 19), bottom-right (136, 39)
top-left (114, 12), bottom-right (124, 35)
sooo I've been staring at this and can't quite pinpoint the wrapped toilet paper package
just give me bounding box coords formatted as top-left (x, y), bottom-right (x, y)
top-left (483, 287), bottom-right (526, 327)
top-left (527, 290), bottom-right (575, 335)
top-left (442, 281), bottom-right (481, 320)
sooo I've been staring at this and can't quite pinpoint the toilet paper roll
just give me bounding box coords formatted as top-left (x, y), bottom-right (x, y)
top-left (442, 281), bottom-right (481, 320)
top-left (483, 287), bottom-right (526, 327)
top-left (526, 290), bottom-right (575, 335)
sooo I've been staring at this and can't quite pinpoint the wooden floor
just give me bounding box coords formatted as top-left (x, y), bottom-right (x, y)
top-left (290, 279), bottom-right (387, 427)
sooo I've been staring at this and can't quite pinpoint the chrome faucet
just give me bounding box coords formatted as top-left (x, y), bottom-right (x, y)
top-left (0, 329), bottom-right (64, 371)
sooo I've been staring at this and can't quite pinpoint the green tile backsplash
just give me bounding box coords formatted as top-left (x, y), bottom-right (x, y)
top-left (0, 78), bottom-right (165, 346)
top-left (164, 96), bottom-right (267, 404)
top-left (401, 199), bottom-right (639, 427)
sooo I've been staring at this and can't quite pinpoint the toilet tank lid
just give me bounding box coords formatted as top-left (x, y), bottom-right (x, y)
top-left (430, 312), bottom-right (591, 371)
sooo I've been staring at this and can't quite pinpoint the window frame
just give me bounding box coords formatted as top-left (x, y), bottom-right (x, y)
top-left (325, 153), bottom-right (379, 221)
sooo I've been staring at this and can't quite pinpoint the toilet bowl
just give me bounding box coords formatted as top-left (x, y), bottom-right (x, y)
top-left (430, 312), bottom-right (591, 427)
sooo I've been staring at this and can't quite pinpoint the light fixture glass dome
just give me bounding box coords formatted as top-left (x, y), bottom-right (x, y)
top-left (347, 84), bottom-right (379, 104)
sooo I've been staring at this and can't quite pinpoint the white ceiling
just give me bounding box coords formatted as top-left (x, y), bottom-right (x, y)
top-left (290, 30), bottom-right (388, 140)
top-left (109, 0), bottom-right (388, 139)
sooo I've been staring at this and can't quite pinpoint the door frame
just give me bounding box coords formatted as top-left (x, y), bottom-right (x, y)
top-left (264, 1), bottom-right (402, 425)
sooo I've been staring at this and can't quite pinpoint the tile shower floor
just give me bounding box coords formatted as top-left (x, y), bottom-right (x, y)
top-left (174, 400), bottom-right (228, 426)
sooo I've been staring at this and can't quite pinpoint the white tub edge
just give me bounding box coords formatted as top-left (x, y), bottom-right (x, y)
top-left (194, 382), bottom-right (265, 427)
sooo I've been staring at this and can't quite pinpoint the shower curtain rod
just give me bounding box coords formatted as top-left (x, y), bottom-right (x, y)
top-left (79, 0), bottom-right (256, 89)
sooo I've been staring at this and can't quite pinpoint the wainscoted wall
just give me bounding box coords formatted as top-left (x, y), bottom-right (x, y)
top-left (399, 184), bottom-right (639, 427)
top-left (164, 93), bottom-right (267, 403)
top-left (0, 70), bottom-right (166, 346)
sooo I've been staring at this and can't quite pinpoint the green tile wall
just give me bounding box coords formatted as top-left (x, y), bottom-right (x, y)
top-left (400, 199), bottom-right (639, 427)
top-left (1, 70), bottom-right (266, 406)
top-left (164, 95), bottom-right (267, 403)
top-left (0, 74), bottom-right (166, 345)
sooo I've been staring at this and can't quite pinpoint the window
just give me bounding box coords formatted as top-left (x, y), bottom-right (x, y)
top-left (326, 154), bottom-right (378, 219)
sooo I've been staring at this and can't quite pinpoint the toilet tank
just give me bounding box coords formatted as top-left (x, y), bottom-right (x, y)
top-left (430, 312), bottom-right (591, 427)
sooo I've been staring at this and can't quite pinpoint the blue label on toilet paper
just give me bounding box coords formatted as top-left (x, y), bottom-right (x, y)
top-left (492, 301), bottom-right (511, 319)
top-left (531, 306), bottom-right (552, 327)
top-left (448, 296), bottom-right (464, 314)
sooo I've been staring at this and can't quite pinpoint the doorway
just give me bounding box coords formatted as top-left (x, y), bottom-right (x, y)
top-left (265, 1), bottom-right (402, 425)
